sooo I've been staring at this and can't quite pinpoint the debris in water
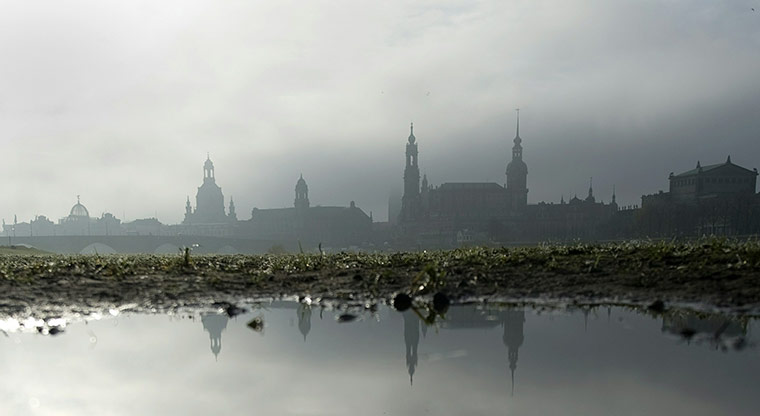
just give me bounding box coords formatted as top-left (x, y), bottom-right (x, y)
top-left (247, 316), bottom-right (264, 332)
top-left (337, 313), bottom-right (357, 323)
top-left (214, 302), bottom-right (247, 318)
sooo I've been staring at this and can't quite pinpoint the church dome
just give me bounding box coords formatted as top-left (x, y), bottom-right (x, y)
top-left (69, 199), bottom-right (90, 218)
top-left (296, 174), bottom-right (308, 191)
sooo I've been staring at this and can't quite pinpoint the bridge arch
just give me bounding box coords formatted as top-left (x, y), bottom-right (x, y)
top-left (154, 243), bottom-right (181, 254)
top-left (80, 242), bottom-right (117, 255)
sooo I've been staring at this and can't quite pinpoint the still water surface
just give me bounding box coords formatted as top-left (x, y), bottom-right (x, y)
top-left (0, 303), bottom-right (758, 415)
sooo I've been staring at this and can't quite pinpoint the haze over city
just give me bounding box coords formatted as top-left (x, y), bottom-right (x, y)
top-left (1, 1), bottom-right (759, 224)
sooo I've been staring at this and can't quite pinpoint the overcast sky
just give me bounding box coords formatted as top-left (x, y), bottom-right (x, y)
top-left (1, 0), bottom-right (759, 223)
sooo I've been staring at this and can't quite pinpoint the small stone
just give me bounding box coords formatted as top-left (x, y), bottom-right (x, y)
top-left (393, 293), bottom-right (412, 311)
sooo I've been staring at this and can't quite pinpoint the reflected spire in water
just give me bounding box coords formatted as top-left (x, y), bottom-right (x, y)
top-left (402, 310), bottom-right (420, 386)
top-left (298, 304), bottom-right (312, 342)
top-left (502, 310), bottom-right (525, 396)
top-left (583, 308), bottom-right (590, 332)
top-left (201, 313), bottom-right (229, 360)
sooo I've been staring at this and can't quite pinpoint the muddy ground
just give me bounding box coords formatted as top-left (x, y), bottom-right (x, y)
top-left (1, 239), bottom-right (759, 318)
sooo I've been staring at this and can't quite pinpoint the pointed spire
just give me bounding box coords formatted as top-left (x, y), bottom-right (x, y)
top-left (727, 155), bottom-right (732, 164)
top-left (408, 122), bottom-right (416, 144)
top-left (515, 108), bottom-right (520, 138)
top-left (612, 185), bottom-right (616, 204)
top-left (696, 160), bottom-right (701, 169)
top-left (511, 367), bottom-right (515, 397)
top-left (560, 194), bottom-right (565, 204)
top-left (588, 177), bottom-right (593, 198)
top-left (512, 108), bottom-right (522, 146)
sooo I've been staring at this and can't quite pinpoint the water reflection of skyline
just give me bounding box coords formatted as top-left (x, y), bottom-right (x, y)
top-left (199, 302), bottom-right (530, 394)
top-left (2, 304), bottom-right (757, 415)
top-left (402, 306), bottom-right (526, 392)
top-left (201, 313), bottom-right (228, 360)
top-left (198, 302), bottom-right (751, 402)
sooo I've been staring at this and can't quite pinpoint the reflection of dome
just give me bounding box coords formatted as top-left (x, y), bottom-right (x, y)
top-left (69, 199), bottom-right (89, 218)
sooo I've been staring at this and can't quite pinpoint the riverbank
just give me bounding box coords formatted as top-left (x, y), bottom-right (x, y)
top-left (1, 239), bottom-right (759, 317)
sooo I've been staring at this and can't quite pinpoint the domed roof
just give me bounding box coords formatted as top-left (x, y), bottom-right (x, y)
top-left (296, 174), bottom-right (308, 190)
top-left (506, 158), bottom-right (528, 174)
top-left (69, 197), bottom-right (90, 218)
top-left (408, 122), bottom-right (416, 144)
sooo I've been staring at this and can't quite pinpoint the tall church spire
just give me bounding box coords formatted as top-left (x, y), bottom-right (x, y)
top-left (515, 108), bottom-right (520, 140)
top-left (585, 177), bottom-right (595, 202)
top-left (295, 174), bottom-right (310, 210)
top-left (401, 123), bottom-right (422, 223)
top-left (506, 108), bottom-right (528, 211)
top-left (228, 197), bottom-right (237, 221)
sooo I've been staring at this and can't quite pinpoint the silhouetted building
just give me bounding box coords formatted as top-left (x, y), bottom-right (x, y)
top-left (30, 215), bottom-right (56, 236)
top-left (2, 197), bottom-right (133, 238)
top-left (123, 217), bottom-right (168, 236)
top-left (201, 313), bottom-right (229, 360)
top-left (181, 155), bottom-right (237, 236)
top-left (60, 196), bottom-right (92, 235)
top-left (667, 156), bottom-right (758, 204)
top-left (506, 110), bottom-right (528, 212)
top-left (640, 157), bottom-right (760, 236)
top-left (394, 113), bottom-right (621, 247)
top-left (400, 123), bottom-right (422, 225)
top-left (523, 181), bottom-right (619, 241)
top-left (244, 175), bottom-right (372, 249)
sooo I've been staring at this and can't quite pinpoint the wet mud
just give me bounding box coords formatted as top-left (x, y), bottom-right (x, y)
top-left (1, 240), bottom-right (759, 318)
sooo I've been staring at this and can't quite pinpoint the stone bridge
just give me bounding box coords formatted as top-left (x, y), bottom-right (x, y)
top-left (7, 235), bottom-right (297, 255)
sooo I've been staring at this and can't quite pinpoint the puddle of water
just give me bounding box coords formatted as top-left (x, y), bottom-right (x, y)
top-left (0, 303), bottom-right (758, 415)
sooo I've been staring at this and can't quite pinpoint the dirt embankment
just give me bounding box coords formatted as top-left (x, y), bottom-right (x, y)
top-left (1, 239), bottom-right (759, 317)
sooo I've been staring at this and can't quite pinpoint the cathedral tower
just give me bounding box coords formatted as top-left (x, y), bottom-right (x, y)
top-left (184, 154), bottom-right (228, 224)
top-left (295, 174), bottom-right (310, 210)
top-left (506, 110), bottom-right (528, 212)
top-left (400, 123), bottom-right (422, 222)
